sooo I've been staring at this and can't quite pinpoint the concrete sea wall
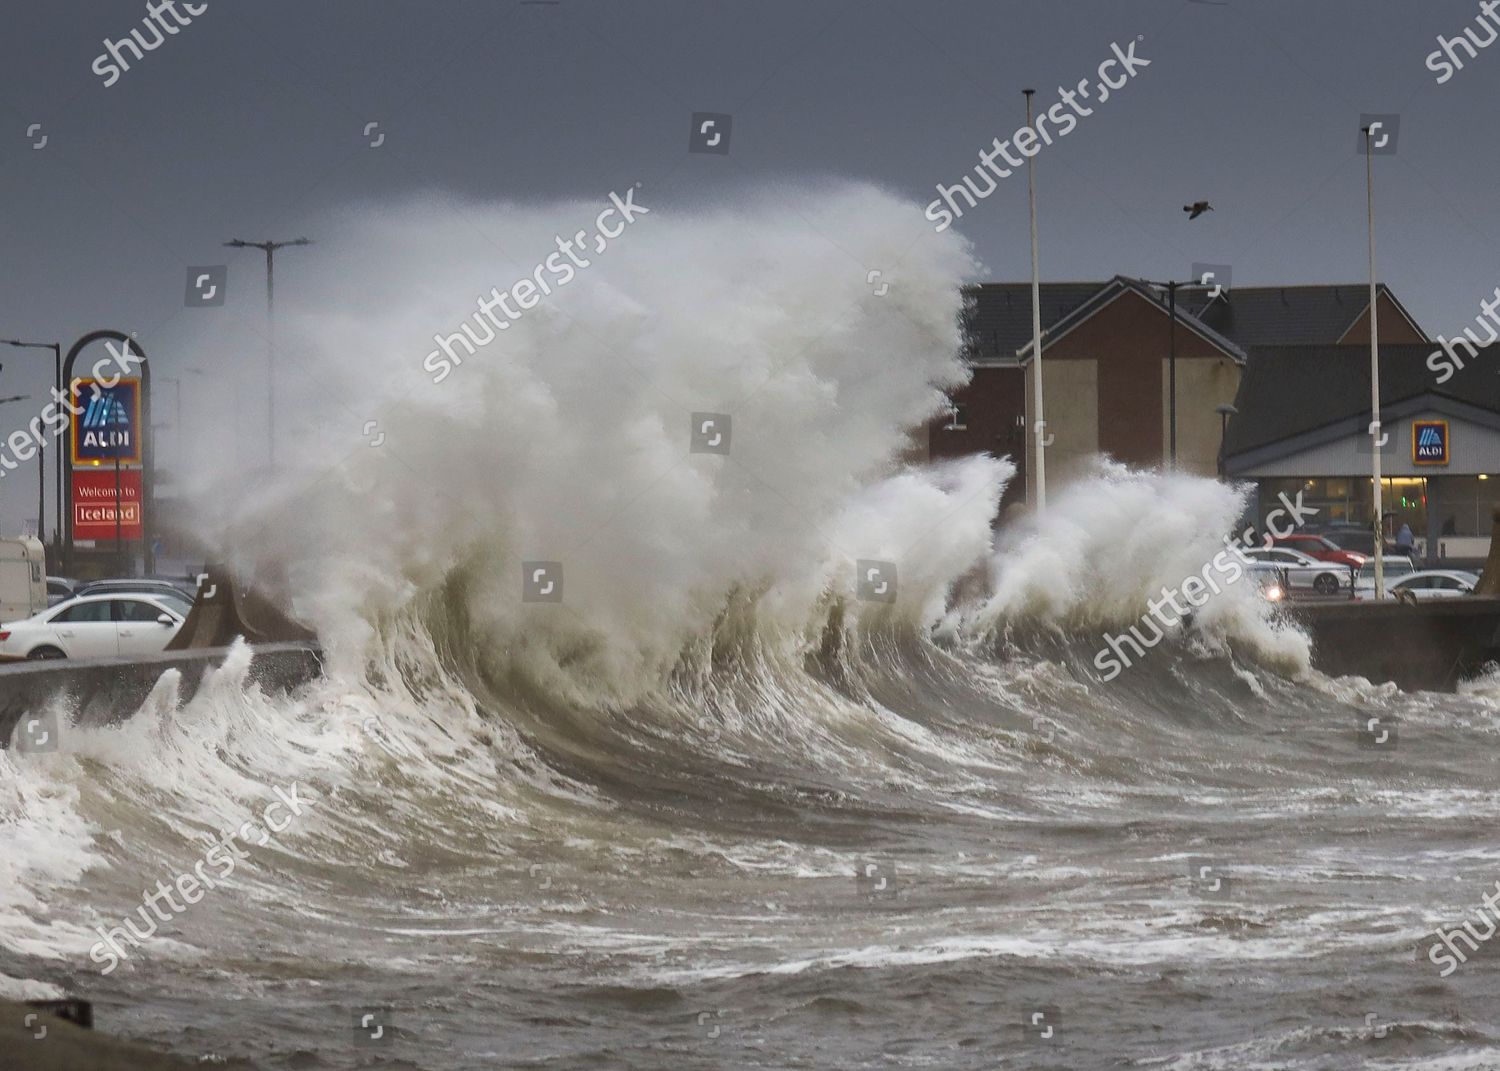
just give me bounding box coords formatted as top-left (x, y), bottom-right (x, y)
top-left (0, 642), bottom-right (323, 748)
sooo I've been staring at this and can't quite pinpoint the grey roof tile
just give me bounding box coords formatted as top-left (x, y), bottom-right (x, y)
top-left (1222, 341), bottom-right (1494, 458)
top-left (963, 280), bottom-right (1425, 365)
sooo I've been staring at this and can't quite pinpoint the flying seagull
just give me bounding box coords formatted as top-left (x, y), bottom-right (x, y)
top-left (1183, 201), bottom-right (1213, 220)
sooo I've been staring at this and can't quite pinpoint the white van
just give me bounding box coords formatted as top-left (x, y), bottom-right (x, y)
top-left (0, 537), bottom-right (48, 624)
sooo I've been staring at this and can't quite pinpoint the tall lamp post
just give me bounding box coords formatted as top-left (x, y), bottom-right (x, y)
top-left (1023, 88), bottom-right (1047, 513)
top-left (1362, 125), bottom-right (1386, 600)
top-left (0, 339), bottom-right (61, 543)
top-left (224, 237), bottom-right (312, 471)
top-left (1168, 280), bottom-right (1178, 465)
top-left (152, 375), bottom-right (188, 568)
top-left (1140, 278), bottom-right (1212, 469)
top-left (158, 376), bottom-right (184, 474)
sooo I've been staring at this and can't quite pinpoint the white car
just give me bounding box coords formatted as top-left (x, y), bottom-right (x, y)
top-left (1240, 546), bottom-right (1350, 596)
top-left (1351, 557), bottom-right (1422, 597)
top-left (1244, 561), bottom-right (1287, 602)
top-left (0, 592), bottom-right (190, 660)
top-left (1354, 570), bottom-right (1479, 601)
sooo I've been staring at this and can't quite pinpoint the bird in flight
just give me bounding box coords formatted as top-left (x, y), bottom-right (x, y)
top-left (1184, 201), bottom-right (1213, 220)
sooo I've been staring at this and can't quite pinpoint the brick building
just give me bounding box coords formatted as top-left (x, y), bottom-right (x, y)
top-left (927, 277), bottom-right (1427, 512)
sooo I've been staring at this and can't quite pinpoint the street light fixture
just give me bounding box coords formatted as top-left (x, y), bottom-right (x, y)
top-left (1216, 403), bottom-right (1238, 476)
top-left (224, 237), bottom-right (313, 470)
top-left (0, 339), bottom-right (60, 543)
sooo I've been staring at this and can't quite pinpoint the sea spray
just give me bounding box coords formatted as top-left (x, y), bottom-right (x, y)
top-left (965, 459), bottom-right (1311, 674)
top-left (177, 185), bottom-right (990, 696)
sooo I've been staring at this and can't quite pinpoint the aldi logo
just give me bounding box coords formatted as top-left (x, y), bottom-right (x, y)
top-left (70, 378), bottom-right (141, 465)
top-left (1412, 420), bottom-right (1449, 465)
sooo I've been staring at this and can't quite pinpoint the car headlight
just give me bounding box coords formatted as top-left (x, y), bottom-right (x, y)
top-left (1265, 585), bottom-right (1284, 602)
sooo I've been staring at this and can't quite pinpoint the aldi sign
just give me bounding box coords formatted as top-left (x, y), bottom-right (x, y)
top-left (1412, 420), bottom-right (1449, 466)
top-left (71, 377), bottom-right (141, 465)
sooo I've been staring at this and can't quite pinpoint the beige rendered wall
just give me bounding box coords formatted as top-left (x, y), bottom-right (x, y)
top-left (1160, 357), bottom-right (1241, 477)
top-left (1041, 358), bottom-right (1099, 486)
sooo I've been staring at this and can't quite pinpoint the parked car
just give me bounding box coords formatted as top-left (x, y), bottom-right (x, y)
top-left (45, 576), bottom-right (77, 607)
top-left (1351, 557), bottom-right (1417, 594)
top-left (74, 577), bottom-right (196, 602)
top-left (1269, 533), bottom-right (1367, 569)
top-left (0, 592), bottom-right (187, 660)
top-left (1315, 527), bottom-right (1396, 558)
top-left (1244, 561), bottom-right (1287, 603)
top-left (1354, 569), bottom-right (1478, 601)
top-left (1240, 546), bottom-right (1349, 595)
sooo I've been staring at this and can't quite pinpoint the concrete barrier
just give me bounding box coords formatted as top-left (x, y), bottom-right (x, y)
top-left (1290, 596), bottom-right (1500, 691)
top-left (0, 642), bottom-right (323, 749)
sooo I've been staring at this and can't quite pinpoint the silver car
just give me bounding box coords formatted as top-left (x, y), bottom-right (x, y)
top-left (1241, 546), bottom-right (1349, 596)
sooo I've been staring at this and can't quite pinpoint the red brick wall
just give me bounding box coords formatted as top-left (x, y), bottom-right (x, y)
top-left (1044, 289), bottom-right (1225, 466)
top-left (1338, 291), bottom-right (1429, 344)
top-left (927, 365), bottom-right (1028, 508)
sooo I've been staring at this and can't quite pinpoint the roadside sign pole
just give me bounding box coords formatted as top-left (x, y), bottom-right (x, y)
top-left (61, 331), bottom-right (152, 577)
top-left (114, 455), bottom-right (122, 575)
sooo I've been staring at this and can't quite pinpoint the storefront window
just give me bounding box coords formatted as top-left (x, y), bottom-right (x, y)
top-left (1387, 477), bottom-right (1426, 537)
top-left (1433, 476), bottom-right (1500, 537)
top-left (1256, 476), bottom-right (1500, 537)
top-left (1257, 478), bottom-right (1370, 530)
top-left (1256, 477), bottom-right (1424, 534)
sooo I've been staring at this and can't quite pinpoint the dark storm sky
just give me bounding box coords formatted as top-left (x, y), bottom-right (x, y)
top-left (1, 0), bottom-right (1497, 532)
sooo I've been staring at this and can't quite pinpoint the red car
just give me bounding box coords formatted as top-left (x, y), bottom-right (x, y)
top-left (1270, 533), bottom-right (1367, 569)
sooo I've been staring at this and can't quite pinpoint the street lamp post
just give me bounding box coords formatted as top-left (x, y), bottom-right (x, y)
top-left (0, 339), bottom-right (61, 543)
top-left (1139, 279), bottom-right (1212, 471)
top-left (1023, 88), bottom-right (1047, 513)
top-left (1362, 125), bottom-right (1386, 601)
top-left (1168, 280), bottom-right (1178, 465)
top-left (178, 366), bottom-right (207, 482)
top-left (151, 371), bottom-right (205, 569)
top-left (224, 237), bottom-right (312, 471)
top-left (158, 376), bottom-right (184, 475)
